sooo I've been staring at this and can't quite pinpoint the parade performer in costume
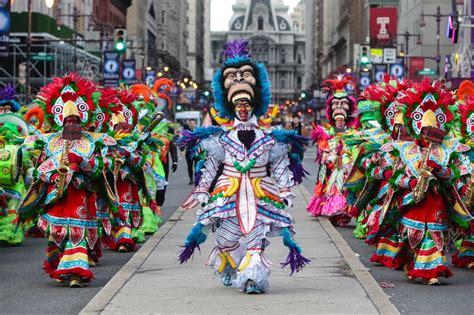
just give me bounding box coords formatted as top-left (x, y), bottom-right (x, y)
top-left (381, 79), bottom-right (471, 284)
top-left (19, 74), bottom-right (116, 287)
top-left (359, 80), bottom-right (415, 269)
top-left (178, 39), bottom-right (309, 294)
top-left (344, 89), bottom-right (383, 239)
top-left (0, 84), bottom-right (31, 245)
top-left (104, 89), bottom-right (161, 251)
top-left (451, 82), bottom-right (474, 268)
top-left (306, 74), bottom-right (358, 225)
top-left (128, 84), bottom-right (169, 236)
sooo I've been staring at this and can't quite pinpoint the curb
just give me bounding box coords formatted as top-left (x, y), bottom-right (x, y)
top-left (79, 207), bottom-right (187, 315)
top-left (298, 185), bottom-right (400, 315)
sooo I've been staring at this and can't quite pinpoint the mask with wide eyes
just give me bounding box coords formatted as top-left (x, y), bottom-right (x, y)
top-left (384, 102), bottom-right (397, 131)
top-left (53, 97), bottom-right (90, 127)
top-left (467, 113), bottom-right (474, 137)
top-left (411, 107), bottom-right (424, 135)
top-left (434, 107), bottom-right (447, 129)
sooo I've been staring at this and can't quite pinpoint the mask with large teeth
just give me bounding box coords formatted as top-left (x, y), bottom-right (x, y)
top-left (330, 98), bottom-right (349, 126)
top-left (223, 64), bottom-right (256, 110)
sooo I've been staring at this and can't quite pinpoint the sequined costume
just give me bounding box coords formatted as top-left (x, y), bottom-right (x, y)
top-left (177, 40), bottom-right (309, 294)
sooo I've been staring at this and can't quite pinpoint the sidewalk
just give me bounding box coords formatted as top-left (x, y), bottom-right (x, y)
top-left (81, 184), bottom-right (398, 315)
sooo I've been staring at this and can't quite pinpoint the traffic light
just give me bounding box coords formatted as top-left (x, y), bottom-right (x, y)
top-left (203, 90), bottom-right (210, 97)
top-left (360, 45), bottom-right (371, 65)
top-left (300, 92), bottom-right (306, 98)
top-left (447, 15), bottom-right (459, 44)
top-left (114, 28), bottom-right (126, 53)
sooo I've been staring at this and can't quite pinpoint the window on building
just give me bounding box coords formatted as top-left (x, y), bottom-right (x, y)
top-left (281, 53), bottom-right (286, 64)
top-left (297, 54), bottom-right (302, 64)
top-left (161, 10), bottom-right (165, 24)
top-left (258, 16), bottom-right (264, 30)
top-left (281, 79), bottom-right (286, 89)
top-left (297, 76), bottom-right (302, 89)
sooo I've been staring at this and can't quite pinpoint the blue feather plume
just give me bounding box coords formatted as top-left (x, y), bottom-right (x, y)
top-left (271, 129), bottom-right (309, 154)
top-left (179, 223), bottom-right (207, 264)
top-left (176, 126), bottom-right (222, 156)
top-left (280, 227), bottom-right (311, 275)
top-left (254, 62), bottom-right (271, 117)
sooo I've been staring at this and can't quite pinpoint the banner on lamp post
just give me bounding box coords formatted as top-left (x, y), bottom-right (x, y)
top-left (122, 59), bottom-right (137, 85)
top-left (0, 0), bottom-right (11, 58)
top-left (389, 58), bottom-right (405, 79)
top-left (370, 7), bottom-right (398, 48)
top-left (145, 70), bottom-right (156, 87)
top-left (103, 51), bottom-right (120, 87)
top-left (374, 64), bottom-right (388, 82)
top-left (359, 71), bottom-right (371, 90)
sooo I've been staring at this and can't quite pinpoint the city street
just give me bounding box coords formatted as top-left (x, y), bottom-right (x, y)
top-left (301, 147), bottom-right (474, 315)
top-left (0, 147), bottom-right (473, 315)
top-left (0, 154), bottom-right (188, 314)
top-left (0, 0), bottom-right (472, 314)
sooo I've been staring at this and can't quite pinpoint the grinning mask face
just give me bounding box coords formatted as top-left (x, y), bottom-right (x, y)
top-left (234, 99), bottom-right (253, 121)
top-left (223, 64), bottom-right (256, 104)
top-left (331, 98), bottom-right (349, 128)
top-left (466, 112), bottom-right (474, 138)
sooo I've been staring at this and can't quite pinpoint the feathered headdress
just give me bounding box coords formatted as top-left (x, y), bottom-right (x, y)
top-left (152, 78), bottom-right (174, 111)
top-left (0, 84), bottom-right (21, 112)
top-left (34, 73), bottom-right (97, 131)
top-left (322, 74), bottom-right (357, 127)
top-left (211, 39), bottom-right (271, 121)
top-left (398, 78), bottom-right (456, 136)
top-left (91, 87), bottom-right (117, 132)
top-left (457, 80), bottom-right (474, 103)
top-left (459, 95), bottom-right (474, 138)
top-left (116, 88), bottom-right (139, 126)
top-left (364, 77), bottom-right (412, 132)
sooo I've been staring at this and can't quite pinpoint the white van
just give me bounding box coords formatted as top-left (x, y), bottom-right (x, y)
top-left (175, 111), bottom-right (202, 127)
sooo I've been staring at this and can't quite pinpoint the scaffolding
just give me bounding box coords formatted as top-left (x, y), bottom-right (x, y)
top-left (0, 33), bottom-right (101, 103)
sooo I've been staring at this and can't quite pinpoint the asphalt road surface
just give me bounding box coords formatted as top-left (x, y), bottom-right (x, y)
top-left (2, 145), bottom-right (472, 314)
top-left (0, 152), bottom-right (189, 314)
top-left (302, 146), bottom-right (473, 315)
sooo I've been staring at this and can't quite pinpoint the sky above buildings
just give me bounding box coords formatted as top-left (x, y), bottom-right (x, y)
top-left (211, 0), bottom-right (301, 31)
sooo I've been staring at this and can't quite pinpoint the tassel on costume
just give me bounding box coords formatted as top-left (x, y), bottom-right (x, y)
top-left (280, 227), bottom-right (311, 275)
top-left (179, 223), bottom-right (207, 264)
top-left (289, 153), bottom-right (310, 184)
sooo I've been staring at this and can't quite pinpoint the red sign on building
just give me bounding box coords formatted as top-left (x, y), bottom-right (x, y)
top-left (370, 8), bottom-right (398, 48)
top-left (409, 57), bottom-right (425, 81)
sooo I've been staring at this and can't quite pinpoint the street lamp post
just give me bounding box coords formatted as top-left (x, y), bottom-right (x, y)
top-left (56, 6), bottom-right (92, 74)
top-left (420, 5), bottom-right (450, 76)
top-left (396, 31), bottom-right (422, 79)
top-left (25, 0), bottom-right (32, 103)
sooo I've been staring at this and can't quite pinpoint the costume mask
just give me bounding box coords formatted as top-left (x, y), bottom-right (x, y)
top-left (331, 98), bottom-right (349, 122)
top-left (223, 65), bottom-right (256, 104)
top-left (411, 93), bottom-right (447, 135)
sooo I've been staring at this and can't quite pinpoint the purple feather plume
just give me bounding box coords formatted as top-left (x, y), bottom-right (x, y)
top-left (176, 129), bottom-right (199, 150)
top-left (178, 242), bottom-right (201, 264)
top-left (289, 156), bottom-right (310, 185)
top-left (0, 84), bottom-right (17, 101)
top-left (281, 247), bottom-right (311, 275)
top-left (223, 39), bottom-right (251, 60)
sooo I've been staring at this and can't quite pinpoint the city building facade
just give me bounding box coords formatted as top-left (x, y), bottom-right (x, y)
top-left (186, 0), bottom-right (207, 84)
top-left (155, 0), bottom-right (188, 74)
top-left (210, 0), bottom-right (308, 106)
